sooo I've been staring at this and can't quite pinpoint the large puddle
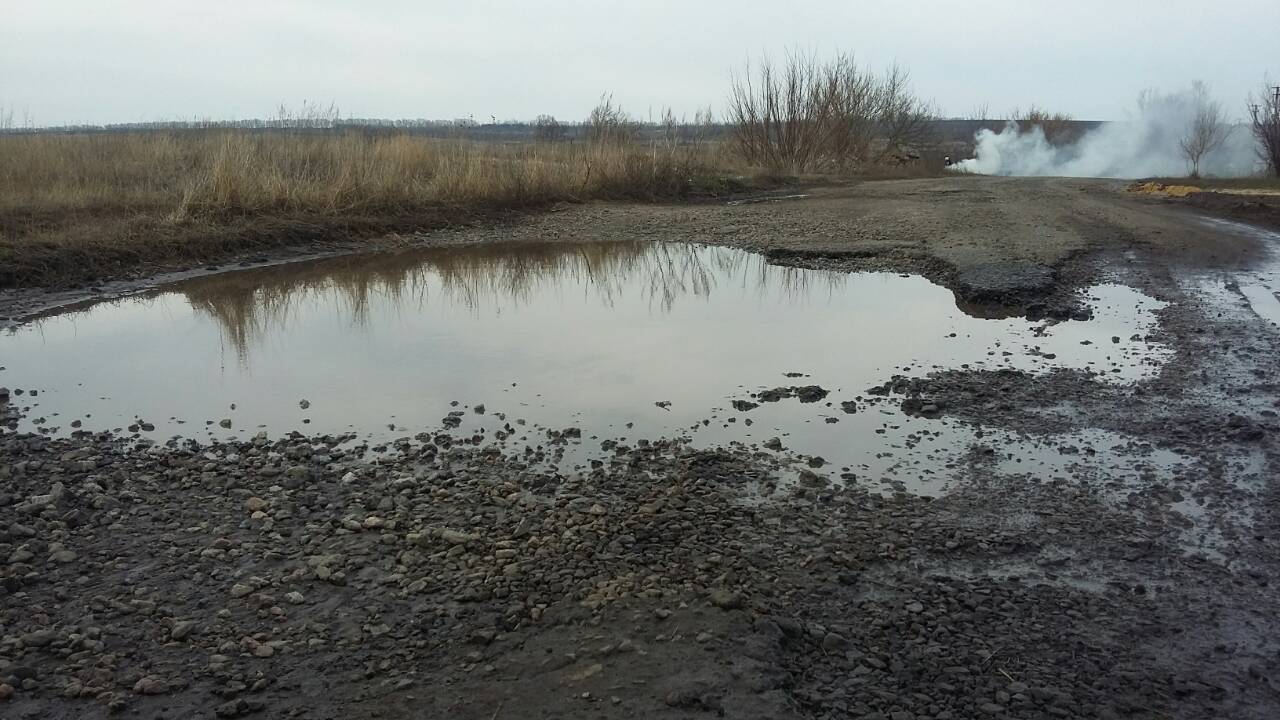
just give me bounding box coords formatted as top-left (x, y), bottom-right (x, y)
top-left (3, 241), bottom-right (1174, 491)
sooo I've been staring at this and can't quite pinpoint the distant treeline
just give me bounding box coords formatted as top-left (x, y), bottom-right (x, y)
top-left (0, 117), bottom-right (1105, 144)
top-left (0, 118), bottom-right (675, 141)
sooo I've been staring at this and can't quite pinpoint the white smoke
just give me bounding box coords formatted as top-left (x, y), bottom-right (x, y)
top-left (956, 87), bottom-right (1259, 178)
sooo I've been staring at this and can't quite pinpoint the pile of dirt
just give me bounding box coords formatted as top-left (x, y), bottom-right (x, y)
top-left (1126, 181), bottom-right (1202, 198)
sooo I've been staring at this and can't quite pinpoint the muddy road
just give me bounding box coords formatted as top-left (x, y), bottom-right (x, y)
top-left (1, 176), bottom-right (1261, 324)
top-left (1, 176), bottom-right (1279, 720)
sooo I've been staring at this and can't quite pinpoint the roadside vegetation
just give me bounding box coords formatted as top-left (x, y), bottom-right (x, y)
top-left (0, 111), bottom-right (743, 288)
top-left (1252, 80), bottom-right (1280, 176)
top-left (1009, 106), bottom-right (1077, 145)
top-left (1132, 80), bottom-right (1279, 185)
top-left (0, 54), bottom-right (952, 290)
top-left (3, 121), bottom-right (726, 218)
top-left (1140, 177), bottom-right (1280, 192)
top-left (726, 52), bottom-right (937, 175)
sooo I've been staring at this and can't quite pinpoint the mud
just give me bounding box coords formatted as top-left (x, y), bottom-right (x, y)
top-left (1, 177), bottom-right (1266, 326)
top-left (1185, 190), bottom-right (1280, 232)
top-left (2, 176), bottom-right (1280, 719)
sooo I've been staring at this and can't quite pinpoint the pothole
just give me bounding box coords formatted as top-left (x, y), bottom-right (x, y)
top-left (3, 240), bottom-right (1173, 493)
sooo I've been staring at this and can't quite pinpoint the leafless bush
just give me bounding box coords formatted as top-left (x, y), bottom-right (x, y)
top-left (822, 55), bottom-right (880, 167)
top-left (657, 106), bottom-right (716, 147)
top-left (1010, 105), bottom-right (1076, 145)
top-left (727, 52), bottom-right (937, 174)
top-left (659, 107), bottom-right (680, 147)
top-left (1252, 81), bottom-right (1280, 177)
top-left (587, 94), bottom-right (639, 145)
top-left (727, 51), bottom-right (832, 175)
top-left (875, 64), bottom-right (938, 161)
top-left (534, 114), bottom-right (565, 143)
top-left (1178, 82), bottom-right (1230, 178)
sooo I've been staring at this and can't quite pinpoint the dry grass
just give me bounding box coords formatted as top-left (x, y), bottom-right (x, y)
top-left (0, 131), bottom-right (737, 215)
top-left (1143, 176), bottom-right (1280, 192)
top-left (0, 131), bottom-right (743, 287)
top-left (1127, 181), bottom-right (1203, 198)
top-left (1011, 106), bottom-right (1076, 145)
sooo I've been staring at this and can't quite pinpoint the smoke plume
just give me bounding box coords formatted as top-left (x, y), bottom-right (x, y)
top-left (956, 86), bottom-right (1258, 178)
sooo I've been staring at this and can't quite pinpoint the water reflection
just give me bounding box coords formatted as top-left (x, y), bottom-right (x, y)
top-left (3, 241), bottom-right (1173, 492)
top-left (176, 241), bottom-right (849, 363)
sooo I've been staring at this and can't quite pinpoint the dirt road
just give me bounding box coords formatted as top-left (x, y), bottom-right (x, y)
top-left (537, 177), bottom-right (1269, 313)
top-left (1, 176), bottom-right (1265, 324)
top-left (2, 176), bottom-right (1278, 719)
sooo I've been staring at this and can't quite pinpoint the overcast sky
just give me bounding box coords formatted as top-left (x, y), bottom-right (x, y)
top-left (4, 0), bottom-right (1278, 127)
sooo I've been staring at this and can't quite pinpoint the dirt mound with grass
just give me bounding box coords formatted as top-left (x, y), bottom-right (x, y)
top-left (1126, 181), bottom-right (1202, 197)
top-left (1185, 190), bottom-right (1280, 231)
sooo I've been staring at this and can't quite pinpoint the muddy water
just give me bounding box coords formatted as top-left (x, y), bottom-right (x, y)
top-left (1192, 213), bottom-right (1280, 324)
top-left (1193, 215), bottom-right (1280, 326)
top-left (3, 241), bottom-right (1174, 490)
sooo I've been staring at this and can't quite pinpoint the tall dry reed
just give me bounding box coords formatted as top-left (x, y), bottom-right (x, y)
top-left (0, 130), bottom-right (742, 287)
top-left (0, 130), bottom-right (727, 221)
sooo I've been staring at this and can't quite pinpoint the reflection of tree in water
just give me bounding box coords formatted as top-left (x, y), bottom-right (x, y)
top-left (178, 241), bottom-right (848, 362)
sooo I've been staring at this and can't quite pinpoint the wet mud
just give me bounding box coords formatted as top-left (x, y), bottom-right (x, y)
top-left (2, 177), bottom-right (1279, 719)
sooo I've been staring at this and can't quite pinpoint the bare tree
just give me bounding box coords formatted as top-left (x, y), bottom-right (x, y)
top-left (823, 54), bottom-right (880, 167)
top-left (1010, 105), bottom-right (1075, 145)
top-left (587, 94), bottom-right (638, 145)
top-left (726, 51), bottom-right (833, 175)
top-left (533, 114), bottom-right (564, 142)
top-left (1178, 81), bottom-right (1230, 178)
top-left (677, 106), bottom-right (716, 145)
top-left (874, 64), bottom-right (938, 162)
top-left (1251, 80), bottom-right (1280, 177)
top-left (726, 51), bottom-right (937, 174)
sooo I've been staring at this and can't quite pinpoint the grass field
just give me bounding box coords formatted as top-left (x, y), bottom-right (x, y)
top-left (0, 131), bottom-right (751, 288)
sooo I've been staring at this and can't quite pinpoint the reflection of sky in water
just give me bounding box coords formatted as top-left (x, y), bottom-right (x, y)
top-left (4, 241), bottom-right (1176, 491)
